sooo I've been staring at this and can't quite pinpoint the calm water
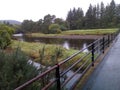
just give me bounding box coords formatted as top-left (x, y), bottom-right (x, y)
top-left (13, 34), bottom-right (95, 50)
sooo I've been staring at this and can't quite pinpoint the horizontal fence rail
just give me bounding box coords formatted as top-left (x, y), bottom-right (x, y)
top-left (15, 30), bottom-right (120, 90)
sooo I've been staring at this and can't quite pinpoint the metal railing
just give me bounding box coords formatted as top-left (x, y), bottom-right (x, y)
top-left (15, 30), bottom-right (120, 90)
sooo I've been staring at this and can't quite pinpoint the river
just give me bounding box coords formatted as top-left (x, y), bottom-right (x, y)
top-left (13, 34), bottom-right (95, 51)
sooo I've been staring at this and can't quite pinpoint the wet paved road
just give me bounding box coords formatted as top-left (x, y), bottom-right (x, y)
top-left (82, 34), bottom-right (120, 90)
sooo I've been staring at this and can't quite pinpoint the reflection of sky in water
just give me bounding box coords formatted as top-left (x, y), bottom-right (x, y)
top-left (82, 43), bottom-right (89, 53)
top-left (13, 33), bottom-right (23, 37)
top-left (13, 34), bottom-right (24, 41)
top-left (63, 41), bottom-right (89, 52)
top-left (63, 41), bottom-right (69, 50)
top-left (13, 34), bottom-right (94, 50)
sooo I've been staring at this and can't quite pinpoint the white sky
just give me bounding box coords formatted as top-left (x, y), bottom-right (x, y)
top-left (0, 0), bottom-right (120, 22)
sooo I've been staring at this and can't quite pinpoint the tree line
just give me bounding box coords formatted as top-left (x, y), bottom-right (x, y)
top-left (20, 15), bottom-right (69, 34)
top-left (19, 0), bottom-right (120, 34)
top-left (67, 0), bottom-right (120, 29)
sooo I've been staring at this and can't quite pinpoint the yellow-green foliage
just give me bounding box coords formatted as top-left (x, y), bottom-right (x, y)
top-left (61, 28), bottom-right (118, 35)
top-left (49, 24), bottom-right (61, 34)
top-left (11, 40), bottom-right (94, 71)
top-left (11, 40), bottom-right (78, 66)
top-left (25, 33), bottom-right (59, 37)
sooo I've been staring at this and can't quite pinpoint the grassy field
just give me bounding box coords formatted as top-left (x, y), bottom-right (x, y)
top-left (61, 28), bottom-right (118, 35)
top-left (11, 40), bottom-right (79, 66)
top-left (26, 28), bottom-right (118, 37)
top-left (10, 40), bottom-right (91, 70)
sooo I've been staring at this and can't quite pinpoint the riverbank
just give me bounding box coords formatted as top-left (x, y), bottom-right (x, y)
top-left (25, 34), bottom-right (102, 40)
top-left (25, 28), bottom-right (118, 39)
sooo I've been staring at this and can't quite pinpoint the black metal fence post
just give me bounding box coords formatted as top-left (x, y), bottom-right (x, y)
top-left (108, 35), bottom-right (110, 47)
top-left (110, 34), bottom-right (111, 43)
top-left (91, 43), bottom-right (94, 67)
top-left (102, 37), bottom-right (105, 53)
top-left (111, 34), bottom-right (113, 42)
top-left (113, 33), bottom-right (115, 40)
top-left (56, 64), bottom-right (61, 90)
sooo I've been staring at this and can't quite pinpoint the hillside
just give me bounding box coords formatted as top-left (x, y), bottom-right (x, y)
top-left (0, 20), bottom-right (21, 25)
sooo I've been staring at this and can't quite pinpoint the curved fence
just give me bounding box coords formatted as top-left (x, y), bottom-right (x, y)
top-left (15, 30), bottom-right (120, 90)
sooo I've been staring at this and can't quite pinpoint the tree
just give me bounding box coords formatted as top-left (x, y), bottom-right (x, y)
top-left (13, 24), bottom-right (22, 33)
top-left (116, 4), bottom-right (120, 27)
top-left (49, 24), bottom-right (61, 34)
top-left (0, 48), bottom-right (39, 90)
top-left (54, 18), bottom-right (68, 31)
top-left (100, 2), bottom-right (106, 28)
top-left (35, 19), bottom-right (43, 33)
top-left (66, 8), bottom-right (84, 29)
top-left (75, 8), bottom-right (84, 29)
top-left (21, 20), bottom-right (35, 33)
top-left (66, 9), bottom-right (74, 29)
top-left (0, 24), bottom-right (15, 49)
top-left (104, 0), bottom-right (116, 27)
top-left (96, 4), bottom-right (101, 28)
top-left (85, 4), bottom-right (94, 28)
top-left (42, 14), bottom-right (56, 34)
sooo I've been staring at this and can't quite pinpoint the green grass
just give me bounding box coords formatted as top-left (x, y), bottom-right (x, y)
top-left (25, 33), bottom-right (60, 37)
top-left (10, 40), bottom-right (95, 72)
top-left (25, 28), bottom-right (118, 37)
top-left (10, 40), bottom-right (78, 66)
top-left (61, 28), bottom-right (118, 35)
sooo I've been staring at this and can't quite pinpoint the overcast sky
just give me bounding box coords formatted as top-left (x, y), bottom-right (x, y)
top-left (0, 0), bottom-right (120, 22)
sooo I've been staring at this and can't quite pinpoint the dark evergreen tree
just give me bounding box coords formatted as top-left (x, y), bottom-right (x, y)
top-left (66, 8), bottom-right (84, 30)
top-left (0, 48), bottom-right (39, 90)
top-left (76, 8), bottom-right (84, 29)
top-left (92, 6), bottom-right (97, 28)
top-left (66, 9), bottom-right (74, 29)
top-left (100, 2), bottom-right (106, 28)
top-left (85, 4), bottom-right (94, 28)
top-left (109, 0), bottom-right (116, 26)
top-left (104, 0), bottom-right (116, 27)
top-left (96, 4), bottom-right (101, 28)
top-left (116, 4), bottom-right (120, 27)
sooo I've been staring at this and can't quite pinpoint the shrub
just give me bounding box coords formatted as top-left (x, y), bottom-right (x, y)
top-left (49, 24), bottom-right (61, 34)
top-left (0, 24), bottom-right (15, 49)
top-left (0, 30), bottom-right (11, 49)
top-left (0, 48), bottom-right (39, 90)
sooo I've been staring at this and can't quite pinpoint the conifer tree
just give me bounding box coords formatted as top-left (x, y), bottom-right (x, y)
top-left (0, 48), bottom-right (40, 90)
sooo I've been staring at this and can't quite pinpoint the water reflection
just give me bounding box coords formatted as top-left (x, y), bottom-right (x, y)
top-left (13, 33), bottom-right (23, 37)
top-left (82, 43), bottom-right (89, 53)
top-left (63, 41), bottom-right (70, 50)
top-left (13, 34), bottom-right (95, 50)
top-left (13, 34), bottom-right (24, 41)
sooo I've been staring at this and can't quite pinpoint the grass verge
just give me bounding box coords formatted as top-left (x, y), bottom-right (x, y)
top-left (25, 28), bottom-right (118, 37)
top-left (61, 28), bottom-right (118, 35)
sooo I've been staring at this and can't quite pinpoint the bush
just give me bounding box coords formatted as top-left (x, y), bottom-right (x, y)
top-left (0, 30), bottom-right (11, 49)
top-left (49, 24), bottom-right (61, 34)
top-left (0, 48), bottom-right (39, 90)
top-left (0, 24), bottom-right (15, 49)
